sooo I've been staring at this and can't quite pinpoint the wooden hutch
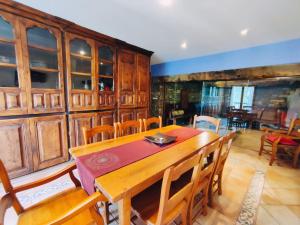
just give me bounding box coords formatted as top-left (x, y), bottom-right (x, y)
top-left (0, 0), bottom-right (153, 178)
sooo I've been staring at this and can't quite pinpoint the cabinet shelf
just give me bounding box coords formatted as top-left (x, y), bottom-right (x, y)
top-left (0, 62), bottom-right (17, 68)
top-left (30, 66), bottom-right (59, 73)
top-left (0, 38), bottom-right (14, 44)
top-left (99, 75), bottom-right (113, 79)
top-left (28, 44), bottom-right (57, 53)
top-left (70, 53), bottom-right (92, 60)
top-left (71, 71), bottom-right (91, 76)
top-left (99, 59), bottom-right (113, 64)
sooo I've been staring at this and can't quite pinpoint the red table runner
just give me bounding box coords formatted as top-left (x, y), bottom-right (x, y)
top-left (76, 127), bottom-right (202, 194)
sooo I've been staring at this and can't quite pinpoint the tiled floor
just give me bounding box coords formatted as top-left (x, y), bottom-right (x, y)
top-left (1, 129), bottom-right (300, 225)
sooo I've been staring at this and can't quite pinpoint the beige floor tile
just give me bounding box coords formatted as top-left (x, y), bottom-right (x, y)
top-left (263, 205), bottom-right (300, 225)
top-left (196, 208), bottom-right (235, 225)
top-left (260, 188), bottom-right (282, 205)
top-left (256, 206), bottom-right (279, 225)
top-left (270, 188), bottom-right (300, 205)
top-left (287, 206), bottom-right (300, 219)
top-left (212, 195), bottom-right (241, 220)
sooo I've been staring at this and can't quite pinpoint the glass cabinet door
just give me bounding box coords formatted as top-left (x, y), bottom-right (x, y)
top-left (0, 16), bottom-right (18, 88)
top-left (97, 45), bottom-right (114, 92)
top-left (70, 38), bottom-right (92, 90)
top-left (0, 12), bottom-right (28, 115)
top-left (26, 26), bottom-right (60, 89)
top-left (21, 19), bottom-right (65, 113)
top-left (66, 33), bottom-right (96, 111)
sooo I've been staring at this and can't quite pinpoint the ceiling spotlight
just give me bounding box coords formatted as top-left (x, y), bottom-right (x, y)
top-left (181, 41), bottom-right (187, 49)
top-left (240, 28), bottom-right (249, 36)
top-left (159, 0), bottom-right (173, 7)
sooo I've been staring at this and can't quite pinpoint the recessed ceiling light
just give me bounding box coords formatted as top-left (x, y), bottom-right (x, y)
top-left (158, 0), bottom-right (173, 7)
top-left (181, 41), bottom-right (187, 49)
top-left (240, 28), bottom-right (249, 36)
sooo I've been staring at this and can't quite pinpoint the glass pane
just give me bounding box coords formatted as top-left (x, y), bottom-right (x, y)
top-left (99, 77), bottom-right (113, 91)
top-left (0, 43), bottom-right (16, 64)
top-left (230, 86), bottom-right (242, 109)
top-left (0, 67), bottom-right (18, 87)
top-left (29, 47), bottom-right (58, 69)
top-left (242, 86), bottom-right (255, 109)
top-left (27, 27), bottom-right (57, 49)
top-left (72, 74), bottom-right (91, 90)
top-left (99, 46), bottom-right (113, 61)
top-left (99, 63), bottom-right (113, 76)
top-left (70, 39), bottom-right (91, 56)
top-left (30, 70), bottom-right (59, 89)
top-left (0, 16), bottom-right (14, 40)
top-left (71, 56), bottom-right (91, 73)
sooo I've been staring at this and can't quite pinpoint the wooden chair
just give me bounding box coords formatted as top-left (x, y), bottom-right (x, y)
top-left (82, 125), bottom-right (116, 145)
top-left (143, 116), bottom-right (162, 131)
top-left (260, 118), bottom-right (300, 167)
top-left (208, 131), bottom-right (236, 206)
top-left (193, 115), bottom-right (221, 134)
top-left (131, 152), bottom-right (203, 225)
top-left (116, 120), bottom-right (142, 137)
top-left (0, 160), bottom-right (107, 225)
top-left (189, 138), bottom-right (222, 222)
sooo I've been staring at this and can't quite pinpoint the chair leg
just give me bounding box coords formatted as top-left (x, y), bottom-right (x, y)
top-left (218, 172), bottom-right (223, 195)
top-left (259, 135), bottom-right (266, 156)
top-left (103, 202), bottom-right (110, 225)
top-left (202, 187), bottom-right (209, 216)
top-left (293, 146), bottom-right (300, 168)
top-left (270, 144), bottom-right (278, 166)
top-left (188, 193), bottom-right (195, 225)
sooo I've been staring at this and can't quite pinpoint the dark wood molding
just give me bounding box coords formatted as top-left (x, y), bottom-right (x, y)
top-left (0, 0), bottom-right (154, 56)
top-left (157, 63), bottom-right (300, 82)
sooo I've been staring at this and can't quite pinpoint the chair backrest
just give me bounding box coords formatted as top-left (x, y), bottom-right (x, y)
top-left (117, 120), bottom-right (142, 137)
top-left (287, 118), bottom-right (300, 136)
top-left (193, 115), bottom-right (221, 133)
top-left (156, 152), bottom-right (203, 225)
top-left (143, 116), bottom-right (162, 131)
top-left (215, 131), bottom-right (235, 174)
top-left (82, 125), bottom-right (116, 145)
top-left (0, 160), bottom-right (24, 223)
top-left (199, 139), bottom-right (222, 181)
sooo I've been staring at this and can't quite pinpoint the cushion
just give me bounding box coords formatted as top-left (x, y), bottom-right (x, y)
top-left (266, 134), bottom-right (298, 146)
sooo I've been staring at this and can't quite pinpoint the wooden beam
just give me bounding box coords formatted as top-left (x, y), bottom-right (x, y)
top-left (159, 63), bottom-right (300, 82)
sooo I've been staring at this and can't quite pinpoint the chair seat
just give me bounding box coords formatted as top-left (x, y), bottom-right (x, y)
top-left (266, 134), bottom-right (298, 146)
top-left (18, 187), bottom-right (98, 225)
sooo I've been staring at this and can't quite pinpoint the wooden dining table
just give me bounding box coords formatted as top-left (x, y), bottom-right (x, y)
top-left (69, 125), bottom-right (219, 225)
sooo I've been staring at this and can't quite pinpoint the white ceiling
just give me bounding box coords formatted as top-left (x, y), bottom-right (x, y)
top-left (15, 0), bottom-right (300, 65)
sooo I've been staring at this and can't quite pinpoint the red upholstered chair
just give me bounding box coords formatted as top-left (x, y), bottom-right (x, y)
top-left (259, 118), bottom-right (300, 167)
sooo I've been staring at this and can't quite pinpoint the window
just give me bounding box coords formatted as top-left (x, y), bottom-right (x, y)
top-left (230, 86), bottom-right (255, 109)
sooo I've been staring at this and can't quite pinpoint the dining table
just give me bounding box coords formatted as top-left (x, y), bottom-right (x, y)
top-left (69, 125), bottom-right (220, 225)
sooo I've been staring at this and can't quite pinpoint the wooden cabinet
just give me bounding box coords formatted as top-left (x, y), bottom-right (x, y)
top-left (29, 115), bottom-right (68, 170)
top-left (0, 12), bottom-right (28, 116)
top-left (135, 107), bottom-right (148, 120)
top-left (65, 33), bottom-right (96, 111)
top-left (0, 118), bottom-right (32, 178)
top-left (20, 19), bottom-right (65, 114)
top-left (69, 112), bottom-right (97, 147)
top-left (118, 108), bottom-right (135, 122)
top-left (118, 50), bottom-right (136, 108)
top-left (136, 54), bottom-right (150, 108)
top-left (0, 2), bottom-right (152, 177)
top-left (97, 43), bottom-right (116, 110)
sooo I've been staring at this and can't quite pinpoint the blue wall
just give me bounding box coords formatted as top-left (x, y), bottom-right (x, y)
top-left (151, 38), bottom-right (300, 76)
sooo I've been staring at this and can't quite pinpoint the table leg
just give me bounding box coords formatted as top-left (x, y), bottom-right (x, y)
top-left (118, 196), bottom-right (131, 225)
